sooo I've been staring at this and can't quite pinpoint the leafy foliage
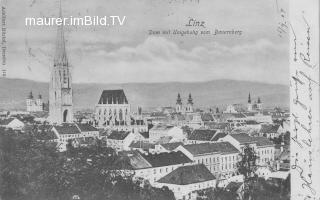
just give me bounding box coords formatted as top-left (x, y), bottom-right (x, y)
top-left (0, 128), bottom-right (174, 200)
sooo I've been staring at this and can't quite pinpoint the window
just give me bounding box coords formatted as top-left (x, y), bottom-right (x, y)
top-left (153, 169), bottom-right (156, 174)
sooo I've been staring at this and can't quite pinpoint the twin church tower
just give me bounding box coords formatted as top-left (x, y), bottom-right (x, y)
top-left (48, 4), bottom-right (73, 124)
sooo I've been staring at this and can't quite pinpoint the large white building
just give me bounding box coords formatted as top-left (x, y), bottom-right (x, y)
top-left (26, 91), bottom-right (43, 112)
top-left (177, 142), bottom-right (240, 179)
top-left (155, 164), bottom-right (216, 200)
top-left (219, 133), bottom-right (275, 166)
top-left (52, 123), bottom-right (99, 151)
top-left (48, 6), bottom-right (73, 124)
top-left (114, 151), bottom-right (193, 183)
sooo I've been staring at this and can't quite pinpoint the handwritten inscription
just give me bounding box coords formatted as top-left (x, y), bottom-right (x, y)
top-left (290, 11), bottom-right (319, 200)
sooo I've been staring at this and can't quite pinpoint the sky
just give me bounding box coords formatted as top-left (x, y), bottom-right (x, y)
top-left (3, 0), bottom-right (289, 84)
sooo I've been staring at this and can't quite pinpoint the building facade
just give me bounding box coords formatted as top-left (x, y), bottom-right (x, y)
top-left (26, 91), bottom-right (44, 112)
top-left (175, 93), bottom-right (194, 114)
top-left (94, 89), bottom-right (148, 133)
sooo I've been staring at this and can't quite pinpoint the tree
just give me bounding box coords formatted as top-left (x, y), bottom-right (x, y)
top-left (237, 145), bottom-right (259, 200)
top-left (1, 127), bottom-right (177, 200)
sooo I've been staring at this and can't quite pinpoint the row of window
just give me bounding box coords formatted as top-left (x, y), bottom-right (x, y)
top-left (258, 148), bottom-right (273, 155)
top-left (196, 154), bottom-right (238, 165)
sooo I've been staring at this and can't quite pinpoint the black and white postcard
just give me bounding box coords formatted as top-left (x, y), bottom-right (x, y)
top-left (0, 0), bottom-right (319, 200)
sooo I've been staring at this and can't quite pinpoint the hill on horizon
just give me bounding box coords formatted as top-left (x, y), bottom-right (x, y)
top-left (0, 78), bottom-right (289, 112)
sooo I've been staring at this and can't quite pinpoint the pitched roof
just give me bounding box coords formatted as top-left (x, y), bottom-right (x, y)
top-left (212, 132), bottom-right (227, 141)
top-left (35, 130), bottom-right (58, 140)
top-left (260, 124), bottom-right (280, 133)
top-left (76, 123), bottom-right (98, 132)
top-left (182, 142), bottom-right (239, 156)
top-left (107, 130), bottom-right (131, 140)
top-left (139, 131), bottom-right (149, 139)
top-left (201, 113), bottom-right (214, 122)
top-left (114, 151), bottom-right (152, 170)
top-left (160, 142), bottom-right (184, 151)
top-left (53, 123), bottom-right (81, 135)
top-left (0, 118), bottom-right (15, 125)
top-left (204, 122), bottom-right (229, 130)
top-left (98, 89), bottom-right (128, 104)
top-left (157, 164), bottom-right (215, 185)
top-left (188, 129), bottom-right (217, 141)
top-left (225, 182), bottom-right (243, 191)
top-left (129, 141), bottom-right (155, 149)
top-left (229, 133), bottom-right (274, 147)
top-left (228, 133), bottom-right (256, 144)
top-left (150, 124), bottom-right (174, 131)
top-left (255, 137), bottom-right (274, 147)
top-left (141, 151), bottom-right (192, 167)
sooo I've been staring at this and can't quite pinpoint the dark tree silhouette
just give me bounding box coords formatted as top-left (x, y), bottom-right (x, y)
top-left (237, 145), bottom-right (259, 200)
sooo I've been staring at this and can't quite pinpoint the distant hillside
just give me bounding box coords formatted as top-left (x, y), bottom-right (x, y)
top-left (0, 78), bottom-right (289, 111)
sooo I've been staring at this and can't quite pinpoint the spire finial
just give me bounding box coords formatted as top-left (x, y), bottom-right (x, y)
top-left (28, 91), bottom-right (33, 99)
top-left (54, 0), bottom-right (68, 67)
top-left (188, 93), bottom-right (193, 104)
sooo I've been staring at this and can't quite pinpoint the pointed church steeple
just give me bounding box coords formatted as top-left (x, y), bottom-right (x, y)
top-left (176, 93), bottom-right (182, 105)
top-left (248, 93), bottom-right (251, 103)
top-left (28, 91), bottom-right (33, 99)
top-left (49, 0), bottom-right (73, 124)
top-left (187, 93), bottom-right (193, 105)
top-left (257, 97), bottom-right (261, 104)
top-left (54, 0), bottom-right (68, 67)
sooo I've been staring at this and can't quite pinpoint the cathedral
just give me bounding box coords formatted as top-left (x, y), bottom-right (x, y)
top-left (48, 4), bottom-right (73, 124)
top-left (175, 93), bottom-right (194, 113)
top-left (94, 89), bottom-right (147, 133)
top-left (26, 91), bottom-right (43, 112)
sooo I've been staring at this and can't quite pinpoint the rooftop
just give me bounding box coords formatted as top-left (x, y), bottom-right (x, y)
top-left (229, 133), bottom-right (274, 146)
top-left (76, 123), bottom-right (98, 132)
top-left (141, 151), bottom-right (192, 167)
top-left (114, 151), bottom-right (152, 170)
top-left (107, 130), bottom-right (131, 140)
top-left (0, 118), bottom-right (15, 125)
top-left (157, 164), bottom-right (215, 185)
top-left (150, 124), bottom-right (175, 131)
top-left (182, 142), bottom-right (239, 156)
top-left (129, 141), bottom-right (155, 149)
top-left (201, 113), bottom-right (214, 122)
top-left (53, 123), bottom-right (81, 135)
top-left (98, 89), bottom-right (128, 104)
top-left (188, 129), bottom-right (217, 141)
top-left (159, 142), bottom-right (184, 151)
top-left (260, 124), bottom-right (280, 133)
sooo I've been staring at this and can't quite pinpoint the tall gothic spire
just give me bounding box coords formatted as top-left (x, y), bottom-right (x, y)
top-left (54, 0), bottom-right (68, 66)
top-left (248, 92), bottom-right (251, 103)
